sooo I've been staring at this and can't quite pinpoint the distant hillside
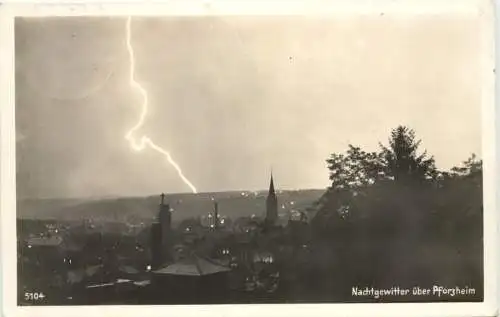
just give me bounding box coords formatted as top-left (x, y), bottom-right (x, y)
top-left (17, 189), bottom-right (325, 224)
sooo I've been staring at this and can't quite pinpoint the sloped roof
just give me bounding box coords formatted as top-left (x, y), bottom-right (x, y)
top-left (153, 255), bottom-right (231, 276)
top-left (67, 264), bottom-right (104, 284)
top-left (119, 265), bottom-right (140, 274)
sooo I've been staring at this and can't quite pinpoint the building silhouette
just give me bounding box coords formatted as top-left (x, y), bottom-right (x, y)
top-left (159, 193), bottom-right (172, 247)
top-left (151, 193), bottom-right (173, 268)
top-left (265, 173), bottom-right (278, 226)
top-left (213, 201), bottom-right (219, 230)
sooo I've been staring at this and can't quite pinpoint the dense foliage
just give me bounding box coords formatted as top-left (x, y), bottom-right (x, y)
top-left (310, 126), bottom-right (483, 300)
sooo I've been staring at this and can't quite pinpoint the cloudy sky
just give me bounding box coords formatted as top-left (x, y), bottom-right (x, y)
top-left (15, 14), bottom-right (483, 198)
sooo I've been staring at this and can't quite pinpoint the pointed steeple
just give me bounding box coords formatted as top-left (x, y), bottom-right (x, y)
top-left (269, 172), bottom-right (275, 196)
top-left (266, 171), bottom-right (278, 226)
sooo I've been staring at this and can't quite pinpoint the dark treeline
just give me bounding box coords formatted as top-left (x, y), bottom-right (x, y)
top-left (307, 125), bottom-right (483, 301)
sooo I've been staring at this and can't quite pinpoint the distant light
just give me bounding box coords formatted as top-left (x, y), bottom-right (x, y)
top-left (146, 265), bottom-right (151, 271)
top-left (220, 219), bottom-right (225, 224)
top-left (241, 192), bottom-right (245, 196)
top-left (28, 245), bottom-right (32, 249)
top-left (290, 201), bottom-right (295, 205)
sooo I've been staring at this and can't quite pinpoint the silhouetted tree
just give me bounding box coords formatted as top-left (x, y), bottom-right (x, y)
top-left (379, 126), bottom-right (437, 182)
top-left (313, 146), bottom-right (385, 229)
top-left (450, 153), bottom-right (482, 178)
top-left (326, 145), bottom-right (386, 191)
top-left (309, 126), bottom-right (483, 299)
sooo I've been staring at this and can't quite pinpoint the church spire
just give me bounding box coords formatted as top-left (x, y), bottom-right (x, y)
top-left (269, 171), bottom-right (275, 195)
top-left (265, 171), bottom-right (278, 226)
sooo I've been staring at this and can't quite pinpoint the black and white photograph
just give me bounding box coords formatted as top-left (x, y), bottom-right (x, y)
top-left (0, 1), bottom-right (497, 316)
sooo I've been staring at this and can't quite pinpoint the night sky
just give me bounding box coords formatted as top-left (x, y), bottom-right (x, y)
top-left (15, 15), bottom-right (482, 198)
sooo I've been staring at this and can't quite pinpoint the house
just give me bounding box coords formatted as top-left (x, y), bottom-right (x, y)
top-left (150, 254), bottom-right (232, 303)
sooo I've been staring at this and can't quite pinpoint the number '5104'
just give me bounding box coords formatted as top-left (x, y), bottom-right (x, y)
top-left (24, 292), bottom-right (46, 301)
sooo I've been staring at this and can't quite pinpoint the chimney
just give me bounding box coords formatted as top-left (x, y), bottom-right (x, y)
top-left (213, 201), bottom-right (219, 230)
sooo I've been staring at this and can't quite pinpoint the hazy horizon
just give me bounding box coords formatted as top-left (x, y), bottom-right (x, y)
top-left (17, 186), bottom-right (326, 201)
top-left (16, 15), bottom-right (483, 199)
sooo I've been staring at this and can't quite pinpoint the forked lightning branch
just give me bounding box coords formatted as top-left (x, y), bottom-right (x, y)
top-left (124, 17), bottom-right (197, 193)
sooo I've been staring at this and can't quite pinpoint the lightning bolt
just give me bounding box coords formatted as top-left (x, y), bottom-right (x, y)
top-left (124, 16), bottom-right (197, 194)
